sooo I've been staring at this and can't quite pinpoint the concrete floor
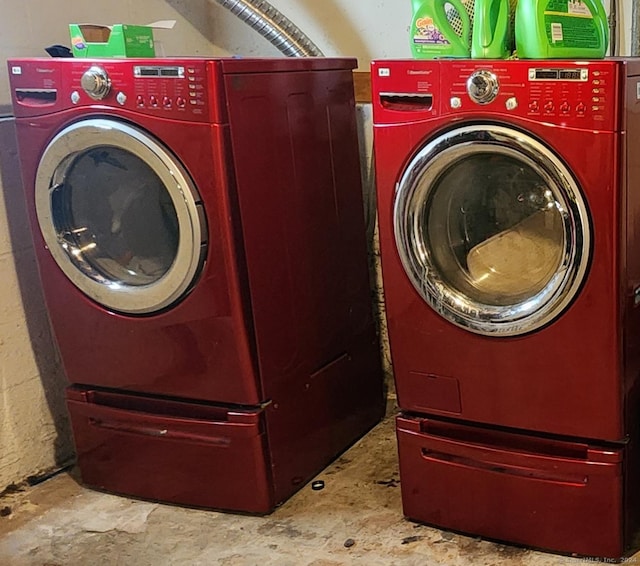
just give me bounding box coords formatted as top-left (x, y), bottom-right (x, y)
top-left (0, 404), bottom-right (633, 566)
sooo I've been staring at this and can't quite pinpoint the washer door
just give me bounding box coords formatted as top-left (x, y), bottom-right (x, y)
top-left (394, 124), bottom-right (590, 336)
top-left (35, 118), bottom-right (207, 315)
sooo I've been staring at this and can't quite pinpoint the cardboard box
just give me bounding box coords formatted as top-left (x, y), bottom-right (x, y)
top-left (69, 21), bottom-right (174, 58)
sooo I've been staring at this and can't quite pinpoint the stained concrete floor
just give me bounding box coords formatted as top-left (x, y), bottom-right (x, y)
top-left (0, 403), bottom-right (635, 566)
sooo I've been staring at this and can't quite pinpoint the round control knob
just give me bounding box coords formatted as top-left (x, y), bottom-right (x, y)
top-left (176, 97), bottom-right (186, 108)
top-left (149, 95), bottom-right (158, 107)
top-left (80, 66), bottom-right (111, 100)
top-left (560, 101), bottom-right (570, 114)
top-left (70, 91), bottom-right (80, 105)
top-left (505, 97), bottom-right (518, 111)
top-left (450, 97), bottom-right (462, 109)
top-left (467, 70), bottom-right (499, 105)
top-left (116, 92), bottom-right (127, 106)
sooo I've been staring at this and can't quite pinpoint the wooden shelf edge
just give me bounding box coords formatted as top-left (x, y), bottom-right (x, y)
top-left (353, 71), bottom-right (372, 104)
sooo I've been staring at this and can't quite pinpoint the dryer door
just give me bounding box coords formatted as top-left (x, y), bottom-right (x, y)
top-left (35, 118), bottom-right (207, 315)
top-left (394, 124), bottom-right (590, 336)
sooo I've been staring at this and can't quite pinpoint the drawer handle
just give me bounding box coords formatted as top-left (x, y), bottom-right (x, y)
top-left (421, 448), bottom-right (587, 486)
top-left (89, 418), bottom-right (232, 447)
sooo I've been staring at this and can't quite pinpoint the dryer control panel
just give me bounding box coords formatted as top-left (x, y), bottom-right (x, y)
top-left (371, 59), bottom-right (629, 132)
top-left (8, 58), bottom-right (224, 123)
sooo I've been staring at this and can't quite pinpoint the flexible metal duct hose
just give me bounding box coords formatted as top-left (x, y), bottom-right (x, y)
top-left (609, 0), bottom-right (618, 55)
top-left (213, 0), bottom-right (324, 57)
top-left (633, 0), bottom-right (640, 55)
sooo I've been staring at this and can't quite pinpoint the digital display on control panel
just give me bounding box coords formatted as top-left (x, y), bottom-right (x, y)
top-left (133, 66), bottom-right (185, 78)
top-left (528, 68), bottom-right (588, 81)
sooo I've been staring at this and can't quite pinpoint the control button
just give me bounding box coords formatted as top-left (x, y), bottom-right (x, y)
top-left (592, 97), bottom-right (600, 102)
top-left (593, 88), bottom-right (600, 93)
top-left (576, 102), bottom-right (587, 115)
top-left (136, 95), bottom-right (145, 107)
top-left (116, 92), bottom-right (127, 106)
top-left (450, 97), bottom-right (462, 109)
top-left (162, 96), bottom-right (172, 108)
top-left (560, 101), bottom-right (570, 114)
top-left (176, 97), bottom-right (186, 108)
top-left (149, 95), bottom-right (158, 107)
top-left (592, 105), bottom-right (600, 111)
top-left (467, 70), bottom-right (499, 104)
top-left (528, 100), bottom-right (539, 112)
top-left (544, 100), bottom-right (554, 112)
top-left (593, 79), bottom-right (600, 85)
top-left (81, 66), bottom-right (111, 100)
top-left (70, 91), bottom-right (80, 105)
top-left (505, 97), bottom-right (518, 110)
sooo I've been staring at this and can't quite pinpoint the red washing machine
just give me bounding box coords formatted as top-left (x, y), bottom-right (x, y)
top-left (372, 59), bottom-right (640, 558)
top-left (9, 57), bottom-right (384, 513)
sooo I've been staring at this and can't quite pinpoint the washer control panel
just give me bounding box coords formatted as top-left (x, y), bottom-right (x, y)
top-left (452, 62), bottom-right (616, 127)
top-left (456, 61), bottom-right (617, 127)
top-left (523, 67), bottom-right (595, 120)
top-left (371, 60), bottom-right (621, 130)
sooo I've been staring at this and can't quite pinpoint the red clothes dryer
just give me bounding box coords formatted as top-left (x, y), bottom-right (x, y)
top-left (9, 57), bottom-right (384, 513)
top-left (372, 59), bottom-right (640, 558)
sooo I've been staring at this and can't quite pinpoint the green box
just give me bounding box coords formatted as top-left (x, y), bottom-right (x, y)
top-left (69, 23), bottom-right (155, 58)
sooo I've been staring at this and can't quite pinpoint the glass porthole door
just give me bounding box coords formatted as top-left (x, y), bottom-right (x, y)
top-left (35, 118), bottom-right (207, 315)
top-left (394, 125), bottom-right (590, 336)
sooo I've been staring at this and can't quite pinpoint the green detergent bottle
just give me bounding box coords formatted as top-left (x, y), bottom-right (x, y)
top-left (471, 0), bottom-right (512, 58)
top-left (410, 0), bottom-right (471, 58)
top-left (515, 0), bottom-right (608, 58)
